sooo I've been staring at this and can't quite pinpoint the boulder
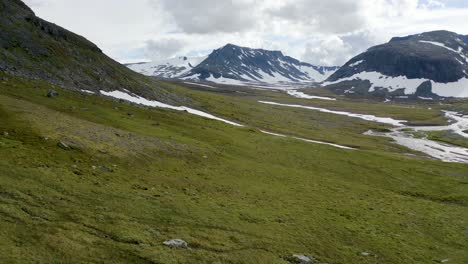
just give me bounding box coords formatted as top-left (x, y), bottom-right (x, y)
top-left (163, 239), bottom-right (188, 249)
top-left (285, 254), bottom-right (314, 264)
top-left (98, 165), bottom-right (113, 173)
top-left (47, 90), bottom-right (59, 97)
top-left (57, 141), bottom-right (70, 150)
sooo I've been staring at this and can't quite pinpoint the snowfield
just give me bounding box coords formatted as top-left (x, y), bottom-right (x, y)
top-left (322, 71), bottom-right (468, 98)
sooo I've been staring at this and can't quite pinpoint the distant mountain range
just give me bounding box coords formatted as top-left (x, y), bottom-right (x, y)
top-left (127, 44), bottom-right (339, 86)
top-left (323, 30), bottom-right (468, 98)
top-left (126, 56), bottom-right (207, 80)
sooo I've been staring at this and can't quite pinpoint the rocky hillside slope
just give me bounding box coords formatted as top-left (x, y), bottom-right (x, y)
top-left (0, 0), bottom-right (178, 101)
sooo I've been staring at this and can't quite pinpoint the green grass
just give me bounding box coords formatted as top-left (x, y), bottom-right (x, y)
top-left (0, 75), bottom-right (467, 263)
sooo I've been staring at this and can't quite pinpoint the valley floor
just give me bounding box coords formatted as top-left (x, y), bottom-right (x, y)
top-left (1, 75), bottom-right (467, 264)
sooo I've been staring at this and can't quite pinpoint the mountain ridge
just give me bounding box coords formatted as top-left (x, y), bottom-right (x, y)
top-left (324, 30), bottom-right (468, 98)
top-left (127, 44), bottom-right (339, 86)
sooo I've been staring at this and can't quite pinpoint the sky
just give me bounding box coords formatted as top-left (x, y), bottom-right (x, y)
top-left (24, 0), bottom-right (468, 66)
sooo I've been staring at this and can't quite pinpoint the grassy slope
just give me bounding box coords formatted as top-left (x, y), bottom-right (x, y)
top-left (1, 75), bottom-right (467, 264)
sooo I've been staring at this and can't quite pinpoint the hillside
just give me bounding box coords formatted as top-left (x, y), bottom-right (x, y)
top-left (323, 30), bottom-right (468, 98)
top-left (0, 0), bottom-right (181, 102)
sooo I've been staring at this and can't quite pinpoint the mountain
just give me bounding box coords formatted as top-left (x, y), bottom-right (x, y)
top-left (0, 0), bottom-right (178, 101)
top-left (126, 56), bottom-right (207, 79)
top-left (127, 44), bottom-right (338, 86)
top-left (323, 30), bottom-right (468, 98)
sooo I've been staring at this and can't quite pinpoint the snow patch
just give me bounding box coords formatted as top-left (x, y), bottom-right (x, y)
top-left (260, 130), bottom-right (354, 150)
top-left (431, 78), bottom-right (468, 97)
top-left (418, 96), bottom-right (433, 100)
top-left (419, 40), bottom-right (468, 63)
top-left (366, 130), bottom-right (468, 163)
top-left (259, 101), bottom-right (407, 126)
top-left (183, 82), bottom-right (216, 89)
top-left (100, 90), bottom-right (242, 126)
top-left (80, 89), bottom-right (95, 94)
top-left (349, 60), bottom-right (364, 67)
top-left (286, 90), bottom-right (336, 101)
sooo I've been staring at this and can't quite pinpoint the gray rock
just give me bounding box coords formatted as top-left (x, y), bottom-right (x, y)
top-left (361, 252), bottom-right (371, 256)
top-left (57, 141), bottom-right (70, 150)
top-left (97, 165), bottom-right (113, 173)
top-left (163, 239), bottom-right (188, 249)
top-left (47, 90), bottom-right (59, 97)
top-left (286, 254), bottom-right (314, 264)
top-left (2, 131), bottom-right (8, 136)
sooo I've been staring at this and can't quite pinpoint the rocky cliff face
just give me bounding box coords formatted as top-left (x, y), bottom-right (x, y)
top-left (324, 31), bottom-right (468, 98)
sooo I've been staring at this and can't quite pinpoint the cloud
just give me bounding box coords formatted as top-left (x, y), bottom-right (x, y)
top-left (267, 0), bottom-right (367, 34)
top-left (144, 38), bottom-right (186, 61)
top-left (152, 0), bottom-right (258, 34)
top-left (23, 0), bottom-right (47, 7)
top-left (302, 36), bottom-right (353, 66)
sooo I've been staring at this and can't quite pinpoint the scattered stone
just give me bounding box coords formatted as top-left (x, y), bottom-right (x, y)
top-left (276, 217), bottom-right (285, 223)
top-left (163, 239), bottom-right (188, 249)
top-left (438, 259), bottom-right (450, 263)
top-left (47, 90), bottom-right (59, 98)
top-left (97, 165), bottom-right (114, 172)
top-left (3, 131), bottom-right (8, 136)
top-left (285, 254), bottom-right (314, 264)
top-left (361, 252), bottom-right (371, 257)
top-left (57, 141), bottom-right (71, 150)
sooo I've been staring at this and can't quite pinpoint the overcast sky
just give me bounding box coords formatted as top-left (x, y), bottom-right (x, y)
top-left (24, 0), bottom-right (468, 66)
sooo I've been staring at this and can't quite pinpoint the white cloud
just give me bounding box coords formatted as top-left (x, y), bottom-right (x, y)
top-left (153, 0), bottom-right (258, 34)
top-left (145, 39), bottom-right (186, 61)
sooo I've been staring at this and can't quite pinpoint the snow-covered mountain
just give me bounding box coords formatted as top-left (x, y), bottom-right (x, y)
top-left (126, 56), bottom-right (207, 79)
top-left (126, 44), bottom-right (338, 86)
top-left (323, 30), bottom-right (468, 98)
top-left (181, 44), bottom-right (338, 85)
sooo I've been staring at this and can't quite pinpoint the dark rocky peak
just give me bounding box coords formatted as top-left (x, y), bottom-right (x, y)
top-left (389, 30), bottom-right (468, 51)
top-left (0, 0), bottom-right (35, 18)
